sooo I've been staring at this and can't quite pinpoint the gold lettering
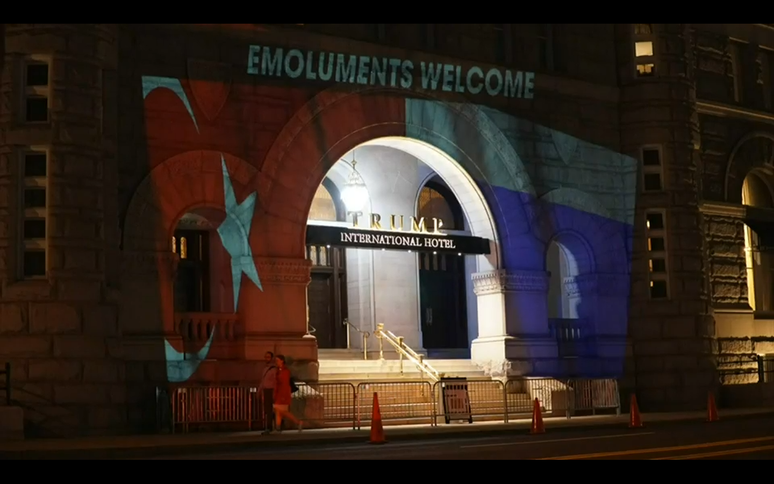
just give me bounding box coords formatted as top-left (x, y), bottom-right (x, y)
top-left (370, 213), bottom-right (382, 230)
top-left (348, 211), bottom-right (362, 227)
top-left (390, 214), bottom-right (404, 231)
top-left (410, 216), bottom-right (426, 233)
top-left (432, 217), bottom-right (444, 234)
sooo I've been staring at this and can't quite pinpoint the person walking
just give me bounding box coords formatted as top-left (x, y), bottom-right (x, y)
top-left (272, 354), bottom-right (302, 432)
top-left (258, 351), bottom-right (277, 435)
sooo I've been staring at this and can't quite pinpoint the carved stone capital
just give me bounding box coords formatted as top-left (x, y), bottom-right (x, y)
top-left (472, 270), bottom-right (550, 296)
top-left (563, 274), bottom-right (597, 298)
top-left (121, 251), bottom-right (179, 279)
top-left (475, 359), bottom-right (512, 378)
top-left (256, 257), bottom-right (311, 285)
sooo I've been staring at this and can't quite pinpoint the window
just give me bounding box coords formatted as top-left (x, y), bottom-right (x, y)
top-left (308, 181), bottom-right (341, 222)
top-left (633, 24), bottom-right (656, 77)
top-left (22, 58), bottom-right (50, 123)
top-left (730, 40), bottom-right (746, 103)
top-left (20, 149), bottom-right (48, 278)
top-left (758, 49), bottom-right (771, 110)
top-left (172, 230), bottom-right (209, 312)
top-left (641, 146), bottom-right (663, 192)
top-left (646, 211), bottom-right (669, 299)
top-left (417, 180), bottom-right (464, 231)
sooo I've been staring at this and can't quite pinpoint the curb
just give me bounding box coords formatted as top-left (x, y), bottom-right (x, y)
top-left (3, 410), bottom-right (774, 459)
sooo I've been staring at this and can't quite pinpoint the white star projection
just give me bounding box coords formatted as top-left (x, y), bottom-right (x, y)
top-left (217, 154), bottom-right (263, 312)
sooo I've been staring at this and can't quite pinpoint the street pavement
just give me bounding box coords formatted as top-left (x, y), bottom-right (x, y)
top-left (156, 414), bottom-right (774, 460)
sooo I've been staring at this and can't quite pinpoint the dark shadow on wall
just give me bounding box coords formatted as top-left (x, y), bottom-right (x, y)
top-left (116, 27), bottom-right (171, 434)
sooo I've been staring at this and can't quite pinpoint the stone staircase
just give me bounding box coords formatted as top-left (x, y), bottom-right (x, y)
top-left (318, 355), bottom-right (486, 381)
top-left (316, 350), bottom-right (536, 425)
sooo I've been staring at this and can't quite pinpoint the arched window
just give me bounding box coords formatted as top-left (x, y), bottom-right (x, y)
top-left (743, 171), bottom-right (774, 312)
top-left (308, 179), bottom-right (343, 222)
top-left (417, 179), bottom-right (463, 231)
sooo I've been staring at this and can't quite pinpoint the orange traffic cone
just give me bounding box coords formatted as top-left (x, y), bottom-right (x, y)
top-left (369, 392), bottom-right (386, 444)
top-left (707, 392), bottom-right (719, 423)
top-left (629, 394), bottom-right (643, 428)
top-left (530, 398), bottom-right (545, 434)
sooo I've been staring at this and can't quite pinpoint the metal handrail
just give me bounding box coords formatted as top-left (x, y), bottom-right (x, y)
top-left (343, 319), bottom-right (370, 360)
top-left (374, 323), bottom-right (442, 382)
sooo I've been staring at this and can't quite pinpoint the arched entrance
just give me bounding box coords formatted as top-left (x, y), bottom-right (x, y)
top-left (304, 137), bottom-right (500, 356)
top-left (257, 86), bottom-right (537, 370)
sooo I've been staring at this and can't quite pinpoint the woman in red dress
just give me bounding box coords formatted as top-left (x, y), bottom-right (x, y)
top-left (272, 354), bottom-right (302, 432)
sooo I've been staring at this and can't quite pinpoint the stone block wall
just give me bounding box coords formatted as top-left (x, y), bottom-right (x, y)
top-left (616, 24), bottom-right (718, 411)
top-left (0, 25), bottom-right (134, 437)
top-left (705, 214), bottom-right (748, 306)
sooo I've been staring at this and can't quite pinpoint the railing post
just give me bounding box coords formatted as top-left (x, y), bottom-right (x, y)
top-left (398, 336), bottom-right (404, 375)
top-left (363, 332), bottom-right (369, 361)
top-left (344, 318), bottom-right (351, 350)
top-left (377, 324), bottom-right (384, 360)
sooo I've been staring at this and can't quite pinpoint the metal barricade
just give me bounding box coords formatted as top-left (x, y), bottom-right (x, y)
top-left (294, 382), bottom-right (356, 429)
top-left (432, 379), bottom-right (507, 424)
top-left (571, 379), bottom-right (621, 415)
top-left (356, 381), bottom-right (434, 429)
top-left (505, 377), bottom-right (572, 418)
top-left (171, 386), bottom-right (253, 433)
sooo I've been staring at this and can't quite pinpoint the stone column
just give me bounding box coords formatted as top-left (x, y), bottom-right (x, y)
top-left (241, 257), bottom-right (319, 381)
top-left (470, 269), bottom-right (557, 375)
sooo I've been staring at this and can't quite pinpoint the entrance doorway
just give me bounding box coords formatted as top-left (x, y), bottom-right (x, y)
top-left (307, 244), bottom-right (347, 348)
top-left (418, 252), bottom-right (467, 349)
top-left (305, 179), bottom-right (348, 349)
top-left (305, 141), bottom-right (495, 357)
top-left (417, 178), bottom-right (468, 350)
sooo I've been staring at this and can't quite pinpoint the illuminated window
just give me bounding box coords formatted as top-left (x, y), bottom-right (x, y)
top-left (171, 236), bottom-right (176, 253)
top-left (22, 58), bottom-right (50, 123)
top-left (308, 183), bottom-right (338, 222)
top-left (646, 211), bottom-right (669, 299)
top-left (635, 41), bottom-right (653, 57)
top-left (417, 180), bottom-right (463, 231)
top-left (633, 25), bottom-right (656, 78)
top-left (20, 149), bottom-right (48, 278)
top-left (180, 237), bottom-right (188, 259)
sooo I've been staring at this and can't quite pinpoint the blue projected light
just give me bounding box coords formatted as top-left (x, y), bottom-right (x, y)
top-left (405, 98), bottom-right (636, 378)
top-left (217, 154), bottom-right (263, 310)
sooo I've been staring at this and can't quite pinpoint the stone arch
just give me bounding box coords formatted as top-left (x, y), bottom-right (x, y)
top-left (724, 131), bottom-right (774, 203)
top-left (258, 84), bottom-right (535, 267)
top-left (123, 150), bottom-right (259, 252)
top-left (546, 230), bottom-right (595, 276)
top-left (536, 188), bottom-right (628, 274)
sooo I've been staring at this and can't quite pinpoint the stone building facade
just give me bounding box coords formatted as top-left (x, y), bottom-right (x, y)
top-left (0, 23), bottom-right (772, 436)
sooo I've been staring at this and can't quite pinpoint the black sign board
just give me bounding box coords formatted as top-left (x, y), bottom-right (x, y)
top-left (440, 377), bottom-right (473, 424)
top-left (306, 225), bottom-right (490, 255)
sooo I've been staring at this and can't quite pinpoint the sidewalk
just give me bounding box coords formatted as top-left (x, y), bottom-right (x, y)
top-left (1, 407), bottom-right (773, 459)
